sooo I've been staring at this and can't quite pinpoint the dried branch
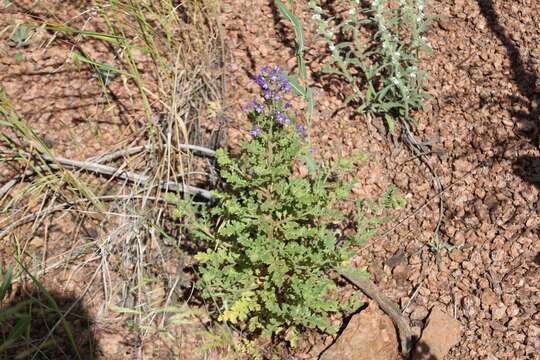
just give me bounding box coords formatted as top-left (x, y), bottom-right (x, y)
top-left (339, 270), bottom-right (412, 357)
top-left (0, 144), bottom-right (215, 200)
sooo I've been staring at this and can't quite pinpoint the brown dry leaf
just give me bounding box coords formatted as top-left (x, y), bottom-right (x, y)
top-left (29, 237), bottom-right (44, 247)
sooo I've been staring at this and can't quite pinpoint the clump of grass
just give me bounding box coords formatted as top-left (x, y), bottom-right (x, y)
top-left (308, 0), bottom-right (444, 245)
top-left (0, 265), bottom-right (92, 359)
top-left (1, 0), bottom-right (226, 356)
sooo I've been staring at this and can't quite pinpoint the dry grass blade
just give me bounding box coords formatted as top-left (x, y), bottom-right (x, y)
top-left (1, 0), bottom-right (226, 357)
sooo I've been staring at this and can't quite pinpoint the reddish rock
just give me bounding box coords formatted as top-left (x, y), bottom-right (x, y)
top-left (411, 306), bottom-right (429, 321)
top-left (412, 307), bottom-right (461, 360)
top-left (320, 302), bottom-right (399, 360)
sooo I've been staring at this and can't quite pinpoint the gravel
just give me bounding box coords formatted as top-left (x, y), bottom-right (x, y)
top-left (222, 0), bottom-right (540, 358)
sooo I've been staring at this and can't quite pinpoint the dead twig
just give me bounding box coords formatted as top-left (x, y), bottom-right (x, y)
top-left (401, 121), bottom-right (445, 245)
top-left (0, 144), bottom-right (215, 200)
top-left (88, 144), bottom-right (215, 163)
top-left (339, 270), bottom-right (412, 357)
top-left (403, 279), bottom-right (424, 313)
top-left (0, 150), bottom-right (214, 201)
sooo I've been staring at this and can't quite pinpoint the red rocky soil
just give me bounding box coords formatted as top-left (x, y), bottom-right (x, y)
top-left (1, 0), bottom-right (539, 358)
top-left (0, 2), bottom-right (154, 358)
top-left (223, 0), bottom-right (539, 358)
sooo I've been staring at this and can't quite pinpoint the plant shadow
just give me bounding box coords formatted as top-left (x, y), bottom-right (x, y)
top-left (0, 286), bottom-right (96, 360)
top-left (476, 0), bottom-right (540, 189)
top-left (409, 340), bottom-right (437, 360)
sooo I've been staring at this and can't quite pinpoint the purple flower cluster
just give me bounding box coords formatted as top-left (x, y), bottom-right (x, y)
top-left (250, 126), bottom-right (262, 137)
top-left (275, 110), bottom-right (290, 125)
top-left (295, 123), bottom-right (305, 137)
top-left (256, 65), bottom-right (291, 102)
top-left (243, 99), bottom-right (264, 114)
top-left (244, 65), bottom-right (307, 139)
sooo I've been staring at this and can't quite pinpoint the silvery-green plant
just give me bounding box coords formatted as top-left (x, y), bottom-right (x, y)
top-left (309, 0), bottom-right (431, 131)
top-left (8, 24), bottom-right (31, 48)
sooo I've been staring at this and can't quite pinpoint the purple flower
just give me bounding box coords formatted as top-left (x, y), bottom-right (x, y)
top-left (269, 65), bottom-right (282, 81)
top-left (295, 123), bottom-right (305, 137)
top-left (253, 101), bottom-right (263, 113)
top-left (262, 89), bottom-right (281, 102)
top-left (243, 99), bottom-right (264, 113)
top-left (275, 111), bottom-right (290, 125)
top-left (255, 74), bottom-right (269, 90)
top-left (279, 78), bottom-right (292, 93)
top-left (269, 66), bottom-right (291, 93)
top-left (255, 65), bottom-right (292, 103)
top-left (284, 102), bottom-right (292, 109)
top-left (250, 126), bottom-right (262, 137)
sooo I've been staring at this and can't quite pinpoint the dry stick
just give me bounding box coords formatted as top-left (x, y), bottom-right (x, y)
top-left (57, 154), bottom-right (212, 197)
top-left (403, 279), bottom-right (424, 313)
top-left (401, 121), bottom-right (445, 243)
top-left (1, 151), bottom-right (213, 201)
top-left (0, 144), bottom-right (215, 200)
top-left (339, 270), bottom-right (412, 357)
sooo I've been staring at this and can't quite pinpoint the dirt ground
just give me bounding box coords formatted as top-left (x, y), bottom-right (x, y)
top-left (1, 0), bottom-right (539, 359)
top-left (223, 0), bottom-right (539, 358)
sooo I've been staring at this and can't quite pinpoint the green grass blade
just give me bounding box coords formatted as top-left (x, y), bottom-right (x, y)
top-left (15, 260), bottom-right (82, 360)
top-left (275, 0), bottom-right (306, 78)
top-left (45, 25), bottom-right (125, 44)
top-left (286, 75), bottom-right (306, 97)
top-left (0, 266), bottom-right (13, 300)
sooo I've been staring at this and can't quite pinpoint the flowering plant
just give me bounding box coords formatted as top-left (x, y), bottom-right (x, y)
top-left (308, 0), bottom-right (431, 130)
top-left (190, 66), bottom-right (366, 346)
